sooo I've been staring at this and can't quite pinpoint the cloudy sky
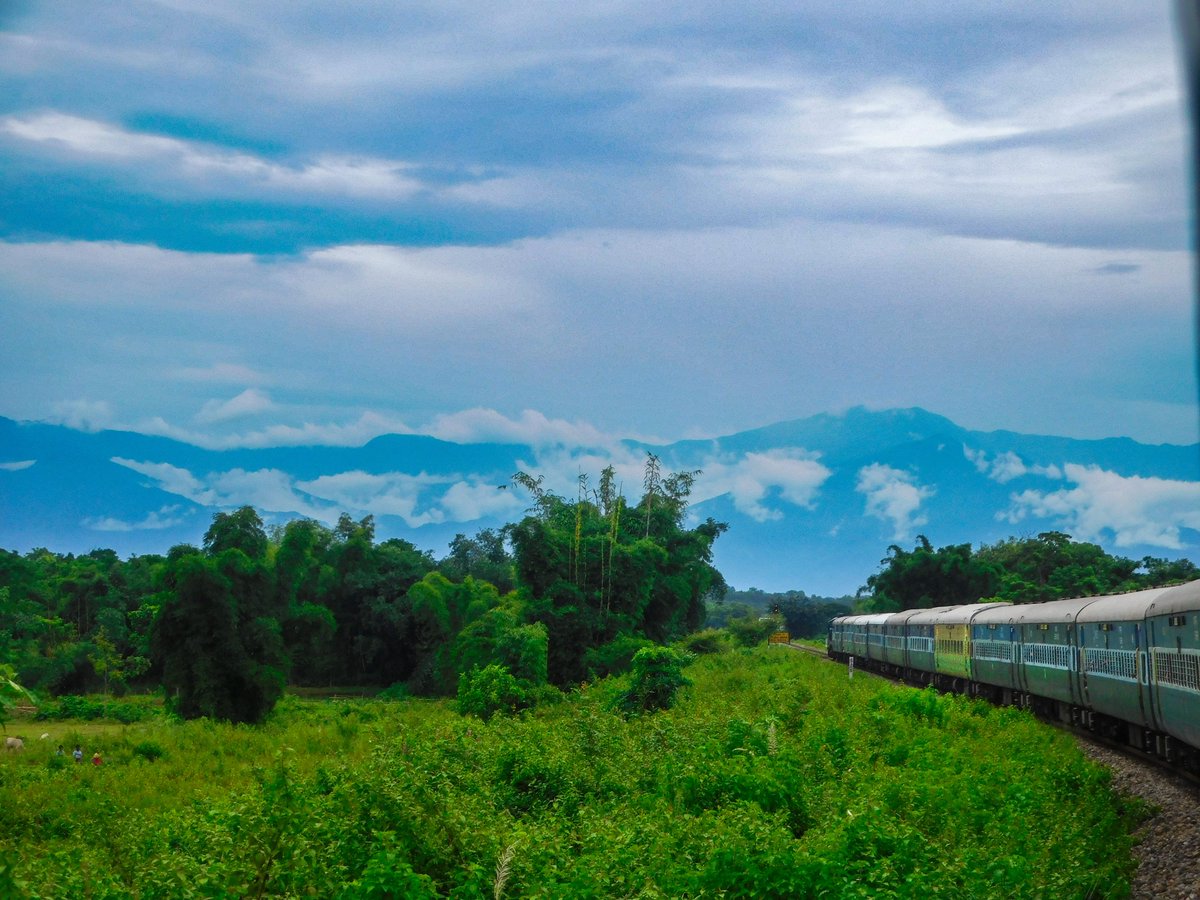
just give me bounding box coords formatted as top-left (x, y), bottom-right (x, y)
top-left (0, 1), bottom-right (1196, 453)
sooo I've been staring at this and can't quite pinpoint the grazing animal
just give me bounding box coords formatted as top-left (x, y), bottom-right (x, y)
top-left (5, 737), bottom-right (24, 752)
top-left (40, 733), bottom-right (49, 740)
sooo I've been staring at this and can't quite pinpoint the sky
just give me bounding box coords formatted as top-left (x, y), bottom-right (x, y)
top-left (0, 1), bottom-right (1197, 455)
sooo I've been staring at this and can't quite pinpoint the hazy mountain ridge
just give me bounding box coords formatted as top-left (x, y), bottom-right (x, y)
top-left (1, 407), bottom-right (1196, 595)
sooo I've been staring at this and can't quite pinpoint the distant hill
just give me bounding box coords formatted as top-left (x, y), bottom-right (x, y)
top-left (1, 407), bottom-right (1196, 595)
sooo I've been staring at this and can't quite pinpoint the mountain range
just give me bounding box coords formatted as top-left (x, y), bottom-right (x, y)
top-left (1, 407), bottom-right (1197, 596)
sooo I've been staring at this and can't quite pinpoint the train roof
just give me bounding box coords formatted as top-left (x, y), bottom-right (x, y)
top-left (972, 604), bottom-right (1020, 625)
top-left (1016, 596), bottom-right (1101, 624)
top-left (904, 605), bottom-right (962, 625)
top-left (1145, 579), bottom-right (1200, 617)
top-left (830, 614), bottom-right (866, 626)
top-left (885, 608), bottom-right (932, 626)
top-left (860, 613), bottom-right (894, 626)
top-left (1075, 586), bottom-right (1180, 623)
top-left (928, 601), bottom-right (1012, 626)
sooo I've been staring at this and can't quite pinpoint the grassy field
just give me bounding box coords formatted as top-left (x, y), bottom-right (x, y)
top-left (1, 647), bottom-right (1143, 898)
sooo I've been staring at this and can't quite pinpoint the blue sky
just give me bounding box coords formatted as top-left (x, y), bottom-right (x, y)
top-left (0, 1), bottom-right (1195, 453)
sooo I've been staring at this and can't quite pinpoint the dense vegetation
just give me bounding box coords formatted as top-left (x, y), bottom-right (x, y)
top-left (0, 647), bottom-right (1142, 899)
top-left (858, 531), bottom-right (1198, 612)
top-left (0, 457), bottom-right (726, 722)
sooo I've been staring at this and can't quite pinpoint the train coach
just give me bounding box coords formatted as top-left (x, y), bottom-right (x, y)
top-left (827, 579), bottom-right (1200, 771)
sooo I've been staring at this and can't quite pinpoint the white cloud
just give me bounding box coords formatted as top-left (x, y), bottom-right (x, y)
top-left (1, 112), bottom-right (425, 201)
top-left (963, 446), bottom-right (1063, 483)
top-left (48, 399), bottom-right (113, 432)
top-left (1002, 463), bottom-right (1200, 549)
top-left (111, 457), bottom-right (213, 503)
top-left (195, 388), bottom-right (274, 424)
top-left (426, 408), bottom-right (618, 447)
top-left (110, 456), bottom-right (328, 519)
top-left (698, 449), bottom-right (832, 522)
top-left (297, 470), bottom-right (445, 527)
top-left (440, 479), bottom-right (525, 522)
top-left (134, 411), bottom-right (415, 450)
top-left (83, 505), bottom-right (186, 532)
top-left (206, 468), bottom-right (330, 521)
top-left (856, 463), bottom-right (934, 539)
top-left (107, 456), bottom-right (524, 529)
top-left (0, 460), bottom-right (36, 471)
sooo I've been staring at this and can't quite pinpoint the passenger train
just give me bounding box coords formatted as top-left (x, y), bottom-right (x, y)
top-left (827, 579), bottom-right (1200, 771)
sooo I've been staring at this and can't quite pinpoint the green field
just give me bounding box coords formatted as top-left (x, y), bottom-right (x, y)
top-left (1, 647), bottom-right (1141, 898)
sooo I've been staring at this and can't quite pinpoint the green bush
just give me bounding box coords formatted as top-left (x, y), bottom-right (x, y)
top-left (725, 615), bottom-right (779, 648)
top-left (615, 645), bottom-right (693, 714)
top-left (456, 664), bottom-right (531, 721)
top-left (34, 695), bottom-right (157, 723)
top-left (678, 628), bottom-right (730, 655)
top-left (132, 740), bottom-right (166, 762)
top-left (584, 634), bottom-right (654, 680)
top-left (375, 682), bottom-right (410, 701)
top-left (341, 850), bottom-right (437, 899)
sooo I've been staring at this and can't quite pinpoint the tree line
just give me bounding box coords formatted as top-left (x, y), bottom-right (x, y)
top-left (0, 456), bottom-right (728, 723)
top-left (858, 531), bottom-right (1198, 612)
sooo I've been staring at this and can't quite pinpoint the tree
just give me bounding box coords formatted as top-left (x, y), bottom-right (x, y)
top-left (151, 546), bottom-right (287, 724)
top-left (860, 536), bottom-right (1001, 612)
top-left (203, 506), bottom-right (269, 560)
top-left (439, 528), bottom-right (516, 594)
top-left (976, 532), bottom-right (1139, 604)
top-left (508, 460), bottom-right (727, 685)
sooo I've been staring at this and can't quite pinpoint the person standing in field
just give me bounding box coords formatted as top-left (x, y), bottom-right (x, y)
top-left (91, 751), bottom-right (102, 766)
top-left (73, 745), bottom-right (83, 763)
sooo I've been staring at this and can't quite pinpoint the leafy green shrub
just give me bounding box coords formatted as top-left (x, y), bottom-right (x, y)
top-left (494, 743), bottom-right (575, 814)
top-left (615, 646), bottom-right (693, 714)
top-left (341, 850), bottom-right (436, 899)
top-left (375, 682), bottom-right (410, 701)
top-left (457, 664), bottom-right (531, 721)
top-left (34, 695), bottom-right (157, 723)
top-left (678, 628), bottom-right (729, 655)
top-left (725, 615), bottom-right (779, 647)
top-left (584, 634), bottom-right (653, 680)
top-left (45, 753), bottom-right (68, 772)
top-left (132, 740), bottom-right (166, 762)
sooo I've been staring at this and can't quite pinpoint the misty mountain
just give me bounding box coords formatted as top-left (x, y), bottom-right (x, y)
top-left (1, 407), bottom-right (1196, 595)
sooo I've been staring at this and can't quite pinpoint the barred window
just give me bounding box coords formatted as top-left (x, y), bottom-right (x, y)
top-left (868, 632), bottom-right (885, 647)
top-left (1152, 649), bottom-right (1200, 693)
top-left (885, 634), bottom-right (904, 650)
top-left (1082, 648), bottom-right (1136, 682)
top-left (907, 635), bottom-right (934, 654)
top-left (973, 640), bottom-right (1015, 663)
top-left (1024, 642), bottom-right (1072, 670)
top-left (936, 638), bottom-right (966, 656)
